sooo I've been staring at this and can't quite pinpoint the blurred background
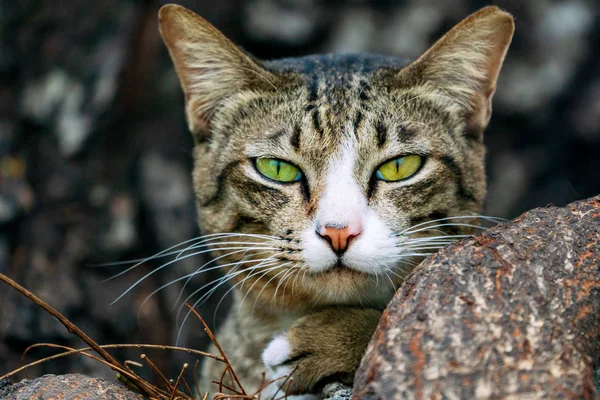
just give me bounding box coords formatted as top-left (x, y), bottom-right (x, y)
top-left (1, 0), bottom-right (599, 388)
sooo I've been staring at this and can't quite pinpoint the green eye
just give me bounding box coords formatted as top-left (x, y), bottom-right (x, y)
top-left (376, 155), bottom-right (423, 181)
top-left (255, 158), bottom-right (302, 183)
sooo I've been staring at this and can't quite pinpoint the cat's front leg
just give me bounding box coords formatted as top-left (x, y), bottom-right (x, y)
top-left (262, 307), bottom-right (382, 396)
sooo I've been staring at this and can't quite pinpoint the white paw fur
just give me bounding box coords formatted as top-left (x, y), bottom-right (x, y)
top-left (262, 334), bottom-right (291, 368)
top-left (261, 334), bottom-right (317, 400)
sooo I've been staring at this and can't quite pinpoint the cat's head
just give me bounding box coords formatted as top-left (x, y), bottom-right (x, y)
top-left (159, 5), bottom-right (514, 311)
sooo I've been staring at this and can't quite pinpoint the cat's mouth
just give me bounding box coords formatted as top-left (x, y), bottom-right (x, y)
top-left (325, 260), bottom-right (366, 276)
top-left (305, 258), bottom-right (398, 307)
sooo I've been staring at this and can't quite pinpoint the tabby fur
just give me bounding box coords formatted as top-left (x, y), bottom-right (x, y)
top-left (158, 4), bottom-right (514, 396)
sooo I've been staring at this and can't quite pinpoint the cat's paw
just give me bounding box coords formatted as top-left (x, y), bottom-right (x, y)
top-left (261, 307), bottom-right (382, 395)
top-left (261, 336), bottom-right (317, 400)
top-left (262, 334), bottom-right (295, 384)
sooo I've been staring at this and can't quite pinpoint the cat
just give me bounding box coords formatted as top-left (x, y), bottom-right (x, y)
top-left (158, 4), bottom-right (513, 397)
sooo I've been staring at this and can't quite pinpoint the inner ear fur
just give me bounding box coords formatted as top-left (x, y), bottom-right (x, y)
top-left (159, 4), bottom-right (275, 141)
top-left (401, 6), bottom-right (514, 136)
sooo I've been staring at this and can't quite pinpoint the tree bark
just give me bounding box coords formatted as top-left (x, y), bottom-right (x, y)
top-left (354, 196), bottom-right (600, 399)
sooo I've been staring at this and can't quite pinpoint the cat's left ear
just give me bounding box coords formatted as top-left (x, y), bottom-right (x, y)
top-left (159, 4), bottom-right (275, 141)
top-left (401, 6), bottom-right (514, 137)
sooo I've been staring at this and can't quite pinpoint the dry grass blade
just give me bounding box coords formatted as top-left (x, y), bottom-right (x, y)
top-left (194, 359), bottom-right (203, 396)
top-left (141, 353), bottom-right (176, 394)
top-left (0, 273), bottom-right (122, 368)
top-left (0, 273), bottom-right (199, 400)
top-left (3, 343), bottom-right (163, 398)
top-left (252, 375), bottom-right (289, 397)
top-left (217, 366), bottom-right (228, 394)
top-left (213, 394), bottom-right (257, 399)
top-left (22, 343), bottom-right (223, 363)
top-left (210, 380), bottom-right (242, 394)
top-left (181, 376), bottom-right (195, 398)
top-left (187, 304), bottom-right (247, 396)
top-left (274, 378), bottom-right (293, 400)
top-left (268, 365), bottom-right (297, 400)
top-left (1, 272), bottom-right (296, 400)
top-left (170, 363), bottom-right (188, 400)
top-left (258, 372), bottom-right (265, 400)
top-left (4, 342), bottom-right (223, 386)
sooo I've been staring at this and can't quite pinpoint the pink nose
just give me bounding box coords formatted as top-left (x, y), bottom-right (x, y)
top-left (319, 224), bottom-right (362, 255)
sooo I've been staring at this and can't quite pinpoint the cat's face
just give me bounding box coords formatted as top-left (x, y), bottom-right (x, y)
top-left (160, 5), bottom-right (514, 311)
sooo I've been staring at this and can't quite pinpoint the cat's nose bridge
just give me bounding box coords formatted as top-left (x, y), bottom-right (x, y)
top-left (315, 176), bottom-right (367, 256)
top-left (316, 142), bottom-right (366, 240)
top-left (316, 176), bottom-right (366, 230)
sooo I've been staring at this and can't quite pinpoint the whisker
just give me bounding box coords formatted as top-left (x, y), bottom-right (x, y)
top-left (102, 235), bottom-right (277, 281)
top-left (175, 257), bottom-right (280, 320)
top-left (290, 263), bottom-right (306, 296)
top-left (172, 244), bottom-right (277, 307)
top-left (392, 252), bottom-right (434, 258)
top-left (200, 259), bottom-right (285, 306)
top-left (403, 233), bottom-right (469, 240)
top-left (135, 251), bottom-right (276, 319)
top-left (273, 267), bottom-right (298, 307)
top-left (301, 268), bottom-right (310, 291)
top-left (175, 260), bottom-right (283, 344)
top-left (237, 263), bottom-right (289, 315)
top-left (402, 245), bottom-right (450, 251)
top-left (92, 234), bottom-right (233, 268)
top-left (213, 262), bottom-right (286, 322)
top-left (111, 246), bottom-right (277, 304)
top-left (252, 267), bottom-right (292, 313)
top-left (403, 243), bottom-right (456, 249)
top-left (403, 223), bottom-right (488, 236)
top-left (400, 215), bottom-right (503, 235)
top-left (404, 238), bottom-right (457, 244)
top-left (382, 270), bottom-right (397, 290)
top-left (386, 268), bottom-right (405, 281)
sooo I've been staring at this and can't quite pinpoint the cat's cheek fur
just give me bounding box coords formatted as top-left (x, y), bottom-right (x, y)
top-left (301, 229), bottom-right (338, 272)
top-left (341, 209), bottom-right (401, 273)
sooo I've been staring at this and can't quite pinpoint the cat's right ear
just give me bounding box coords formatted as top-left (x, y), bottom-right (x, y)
top-left (159, 4), bottom-right (273, 141)
top-left (399, 6), bottom-right (514, 138)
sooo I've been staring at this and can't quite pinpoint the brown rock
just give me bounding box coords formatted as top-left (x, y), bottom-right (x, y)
top-left (0, 373), bottom-right (144, 400)
top-left (354, 196), bottom-right (600, 399)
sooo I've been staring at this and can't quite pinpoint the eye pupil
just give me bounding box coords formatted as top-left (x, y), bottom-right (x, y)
top-left (376, 155), bottom-right (422, 182)
top-left (255, 158), bottom-right (302, 183)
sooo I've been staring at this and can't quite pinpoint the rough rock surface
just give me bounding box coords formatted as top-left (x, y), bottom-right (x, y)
top-left (0, 374), bottom-right (143, 400)
top-left (323, 382), bottom-right (353, 400)
top-left (354, 196), bottom-right (600, 399)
